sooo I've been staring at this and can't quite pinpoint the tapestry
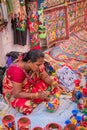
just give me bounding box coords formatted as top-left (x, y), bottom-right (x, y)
top-left (38, 0), bottom-right (65, 9)
top-left (84, 0), bottom-right (87, 31)
top-left (11, 0), bottom-right (27, 32)
top-left (68, 0), bottom-right (85, 33)
top-left (74, 0), bottom-right (85, 33)
top-left (28, 0), bottom-right (40, 48)
top-left (73, 30), bottom-right (87, 42)
top-left (44, 6), bottom-right (69, 47)
top-left (0, 0), bottom-right (8, 31)
top-left (49, 33), bottom-right (87, 62)
top-left (68, 2), bottom-right (76, 33)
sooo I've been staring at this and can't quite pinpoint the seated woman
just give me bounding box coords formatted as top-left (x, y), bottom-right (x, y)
top-left (3, 49), bottom-right (63, 115)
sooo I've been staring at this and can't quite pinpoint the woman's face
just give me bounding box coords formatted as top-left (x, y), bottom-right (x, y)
top-left (27, 57), bottom-right (44, 72)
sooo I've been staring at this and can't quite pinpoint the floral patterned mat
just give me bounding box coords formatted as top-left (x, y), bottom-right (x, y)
top-left (49, 32), bottom-right (87, 63)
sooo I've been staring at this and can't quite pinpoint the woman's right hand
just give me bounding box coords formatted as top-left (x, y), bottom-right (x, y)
top-left (38, 91), bottom-right (49, 100)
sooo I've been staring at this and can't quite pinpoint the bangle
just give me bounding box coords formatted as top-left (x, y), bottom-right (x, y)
top-left (51, 81), bottom-right (57, 86)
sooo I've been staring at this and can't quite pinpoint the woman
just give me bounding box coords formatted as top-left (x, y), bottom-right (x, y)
top-left (3, 49), bottom-right (62, 115)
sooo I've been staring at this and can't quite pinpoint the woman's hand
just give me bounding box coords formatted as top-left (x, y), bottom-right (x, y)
top-left (38, 91), bottom-right (50, 100)
top-left (52, 81), bottom-right (66, 93)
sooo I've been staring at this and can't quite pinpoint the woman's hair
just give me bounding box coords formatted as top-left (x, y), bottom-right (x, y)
top-left (22, 49), bottom-right (44, 62)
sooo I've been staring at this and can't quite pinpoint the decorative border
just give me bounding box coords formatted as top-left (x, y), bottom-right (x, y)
top-left (38, 0), bottom-right (65, 9)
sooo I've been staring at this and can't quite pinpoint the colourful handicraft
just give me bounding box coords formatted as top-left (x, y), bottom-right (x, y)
top-left (44, 6), bottom-right (69, 47)
top-left (68, 2), bottom-right (76, 33)
top-left (0, 0), bottom-right (8, 31)
top-left (38, 0), bottom-right (65, 9)
top-left (27, 0), bottom-right (40, 48)
top-left (68, 0), bottom-right (86, 33)
top-left (84, 0), bottom-right (87, 31)
top-left (12, 0), bottom-right (27, 31)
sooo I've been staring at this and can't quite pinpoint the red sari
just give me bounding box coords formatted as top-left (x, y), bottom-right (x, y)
top-left (3, 64), bottom-right (59, 115)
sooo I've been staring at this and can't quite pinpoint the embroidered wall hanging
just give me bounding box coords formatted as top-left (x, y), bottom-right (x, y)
top-left (28, 0), bottom-right (40, 48)
top-left (68, 0), bottom-right (86, 33)
top-left (44, 6), bottom-right (69, 47)
top-left (38, 0), bottom-right (65, 9)
top-left (74, 0), bottom-right (85, 33)
top-left (84, 0), bottom-right (87, 31)
top-left (68, 2), bottom-right (76, 33)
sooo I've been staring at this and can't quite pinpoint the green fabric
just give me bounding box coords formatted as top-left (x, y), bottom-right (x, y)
top-left (6, 0), bottom-right (13, 13)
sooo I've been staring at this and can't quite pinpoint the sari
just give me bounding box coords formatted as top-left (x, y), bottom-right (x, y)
top-left (3, 64), bottom-right (59, 115)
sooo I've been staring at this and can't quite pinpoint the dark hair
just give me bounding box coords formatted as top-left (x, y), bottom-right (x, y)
top-left (22, 50), bottom-right (44, 62)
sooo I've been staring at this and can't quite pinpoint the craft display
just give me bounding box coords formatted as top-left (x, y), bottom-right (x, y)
top-left (12, 0), bottom-right (27, 31)
top-left (65, 109), bottom-right (87, 129)
top-left (44, 6), bottom-right (69, 47)
top-left (74, 0), bottom-right (85, 33)
top-left (2, 114), bottom-right (16, 130)
top-left (38, 8), bottom-right (46, 39)
top-left (77, 87), bottom-right (87, 113)
top-left (73, 30), bottom-right (87, 42)
top-left (49, 32), bottom-right (87, 62)
top-left (18, 117), bottom-right (31, 130)
top-left (28, 0), bottom-right (40, 48)
top-left (0, 0), bottom-right (8, 31)
top-left (38, 0), bottom-right (65, 9)
top-left (68, 2), bottom-right (76, 33)
top-left (84, 0), bottom-right (87, 31)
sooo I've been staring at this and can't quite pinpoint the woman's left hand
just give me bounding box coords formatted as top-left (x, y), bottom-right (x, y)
top-left (53, 82), bottom-right (66, 93)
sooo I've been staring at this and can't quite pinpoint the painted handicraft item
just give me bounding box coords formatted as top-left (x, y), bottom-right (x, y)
top-left (28, 1), bottom-right (40, 48)
top-left (49, 32), bottom-right (87, 62)
top-left (0, 0), bottom-right (8, 31)
top-left (84, 0), bottom-right (87, 31)
top-left (74, 0), bottom-right (85, 33)
top-left (44, 6), bottom-right (69, 47)
top-left (68, 2), bottom-right (76, 33)
top-left (38, 0), bottom-right (65, 9)
top-left (12, 0), bottom-right (27, 32)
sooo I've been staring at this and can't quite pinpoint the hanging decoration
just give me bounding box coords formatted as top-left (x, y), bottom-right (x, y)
top-left (74, 0), bottom-right (85, 33)
top-left (44, 6), bottom-right (69, 47)
top-left (84, 0), bottom-right (87, 31)
top-left (68, 2), bottom-right (76, 33)
top-left (38, 8), bottom-right (46, 39)
top-left (27, 0), bottom-right (40, 49)
top-left (11, 0), bottom-right (27, 45)
top-left (38, 0), bottom-right (65, 9)
top-left (11, 0), bottom-right (27, 31)
top-left (0, 0), bottom-right (8, 31)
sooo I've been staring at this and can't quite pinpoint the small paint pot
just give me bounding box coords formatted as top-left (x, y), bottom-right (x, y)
top-left (18, 117), bottom-right (31, 130)
top-left (64, 124), bottom-right (77, 130)
top-left (45, 123), bottom-right (62, 130)
top-left (32, 126), bottom-right (43, 130)
top-left (2, 114), bottom-right (16, 130)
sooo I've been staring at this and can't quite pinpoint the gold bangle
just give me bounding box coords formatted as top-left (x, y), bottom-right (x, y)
top-left (51, 81), bottom-right (57, 86)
